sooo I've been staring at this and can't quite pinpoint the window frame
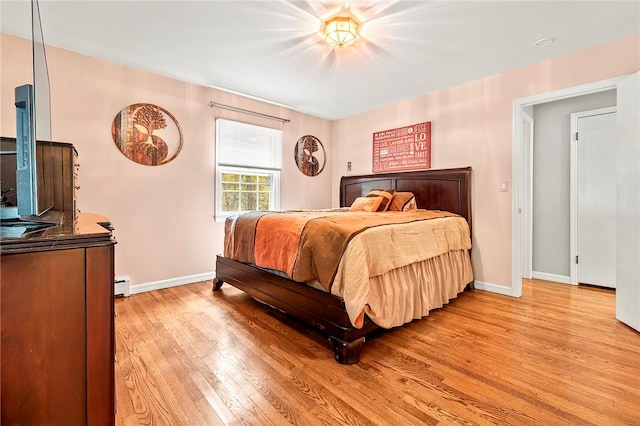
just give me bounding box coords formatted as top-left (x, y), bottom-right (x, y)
top-left (216, 166), bottom-right (280, 218)
top-left (215, 119), bottom-right (282, 221)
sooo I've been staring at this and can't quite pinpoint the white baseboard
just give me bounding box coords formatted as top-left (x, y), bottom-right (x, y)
top-left (473, 280), bottom-right (518, 297)
top-left (129, 271), bottom-right (216, 295)
top-left (127, 274), bottom-right (522, 298)
top-left (531, 271), bottom-right (572, 285)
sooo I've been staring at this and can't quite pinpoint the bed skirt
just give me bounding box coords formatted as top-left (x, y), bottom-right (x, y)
top-left (363, 249), bottom-right (473, 328)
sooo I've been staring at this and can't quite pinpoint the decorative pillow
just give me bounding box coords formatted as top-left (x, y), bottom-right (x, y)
top-left (389, 192), bottom-right (418, 211)
top-left (366, 189), bottom-right (396, 212)
top-left (349, 196), bottom-right (384, 212)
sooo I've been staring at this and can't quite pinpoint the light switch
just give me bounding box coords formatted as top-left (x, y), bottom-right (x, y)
top-left (347, 161), bottom-right (352, 171)
top-left (500, 181), bottom-right (509, 192)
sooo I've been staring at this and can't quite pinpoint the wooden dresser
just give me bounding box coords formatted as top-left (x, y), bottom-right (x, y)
top-left (1, 212), bottom-right (116, 426)
top-left (1, 138), bottom-right (115, 426)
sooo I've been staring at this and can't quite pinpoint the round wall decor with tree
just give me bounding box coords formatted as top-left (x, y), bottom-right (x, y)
top-left (111, 103), bottom-right (183, 166)
top-left (294, 135), bottom-right (326, 177)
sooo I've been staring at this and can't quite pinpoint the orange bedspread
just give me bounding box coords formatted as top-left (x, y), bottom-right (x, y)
top-left (224, 209), bottom-right (473, 328)
top-left (225, 209), bottom-right (462, 290)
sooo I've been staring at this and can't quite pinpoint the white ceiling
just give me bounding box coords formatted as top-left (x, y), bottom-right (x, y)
top-left (1, 1), bottom-right (639, 120)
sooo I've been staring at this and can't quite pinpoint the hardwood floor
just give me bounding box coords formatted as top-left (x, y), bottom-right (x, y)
top-left (114, 279), bottom-right (640, 425)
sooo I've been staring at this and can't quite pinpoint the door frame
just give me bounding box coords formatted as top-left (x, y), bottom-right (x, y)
top-left (511, 75), bottom-right (628, 297)
top-left (569, 106), bottom-right (617, 285)
top-left (521, 109), bottom-right (534, 279)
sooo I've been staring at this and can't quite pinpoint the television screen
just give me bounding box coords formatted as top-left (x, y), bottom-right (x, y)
top-left (15, 84), bottom-right (54, 217)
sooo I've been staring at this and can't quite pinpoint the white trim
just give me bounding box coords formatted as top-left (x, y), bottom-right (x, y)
top-left (129, 272), bottom-right (216, 295)
top-left (473, 280), bottom-right (514, 296)
top-left (521, 110), bottom-right (534, 279)
top-left (531, 271), bottom-right (572, 285)
top-left (511, 75), bottom-right (628, 298)
top-left (512, 99), bottom-right (525, 297)
top-left (569, 106), bottom-right (617, 285)
top-left (514, 77), bottom-right (626, 107)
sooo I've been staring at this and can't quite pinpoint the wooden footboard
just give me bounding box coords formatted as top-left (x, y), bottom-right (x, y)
top-left (213, 255), bottom-right (378, 364)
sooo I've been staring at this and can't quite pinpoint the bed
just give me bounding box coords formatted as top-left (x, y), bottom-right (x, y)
top-left (213, 167), bottom-right (473, 364)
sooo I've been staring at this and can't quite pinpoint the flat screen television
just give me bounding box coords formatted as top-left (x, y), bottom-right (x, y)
top-left (15, 84), bottom-right (54, 218)
top-left (0, 0), bottom-right (54, 221)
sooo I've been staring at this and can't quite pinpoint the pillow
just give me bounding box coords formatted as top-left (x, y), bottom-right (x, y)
top-left (389, 192), bottom-right (418, 211)
top-left (366, 189), bottom-right (396, 212)
top-left (349, 196), bottom-right (384, 212)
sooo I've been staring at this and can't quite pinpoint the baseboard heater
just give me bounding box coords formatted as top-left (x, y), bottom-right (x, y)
top-left (114, 276), bottom-right (130, 297)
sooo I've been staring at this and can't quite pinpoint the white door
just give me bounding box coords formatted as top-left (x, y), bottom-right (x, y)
top-left (616, 71), bottom-right (640, 331)
top-left (576, 109), bottom-right (617, 288)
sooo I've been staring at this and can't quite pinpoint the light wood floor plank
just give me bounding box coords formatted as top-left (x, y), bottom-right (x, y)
top-left (115, 279), bottom-right (640, 425)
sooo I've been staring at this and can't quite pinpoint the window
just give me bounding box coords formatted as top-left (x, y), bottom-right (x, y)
top-left (215, 118), bottom-right (282, 220)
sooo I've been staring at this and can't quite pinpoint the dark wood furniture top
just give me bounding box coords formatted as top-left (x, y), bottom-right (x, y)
top-left (214, 167), bottom-right (473, 364)
top-left (0, 210), bottom-right (113, 253)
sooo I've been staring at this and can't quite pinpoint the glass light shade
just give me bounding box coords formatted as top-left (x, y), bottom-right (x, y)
top-left (324, 16), bottom-right (358, 48)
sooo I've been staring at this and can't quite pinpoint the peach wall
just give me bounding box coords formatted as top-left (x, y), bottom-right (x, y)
top-left (332, 33), bottom-right (640, 289)
top-left (1, 33), bottom-right (334, 289)
top-left (2, 31), bottom-right (639, 291)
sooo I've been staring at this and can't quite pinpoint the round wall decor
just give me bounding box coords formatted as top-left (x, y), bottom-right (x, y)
top-left (294, 135), bottom-right (326, 177)
top-left (111, 103), bottom-right (183, 166)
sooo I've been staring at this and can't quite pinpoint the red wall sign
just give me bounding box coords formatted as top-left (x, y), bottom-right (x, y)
top-left (372, 121), bottom-right (431, 172)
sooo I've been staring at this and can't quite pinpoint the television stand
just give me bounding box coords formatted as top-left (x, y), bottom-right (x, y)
top-left (1, 211), bottom-right (116, 425)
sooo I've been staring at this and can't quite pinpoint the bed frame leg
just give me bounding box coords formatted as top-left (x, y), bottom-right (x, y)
top-left (212, 278), bottom-right (224, 291)
top-left (329, 336), bottom-right (365, 364)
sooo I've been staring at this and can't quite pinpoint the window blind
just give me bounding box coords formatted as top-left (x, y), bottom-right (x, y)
top-left (216, 118), bottom-right (282, 170)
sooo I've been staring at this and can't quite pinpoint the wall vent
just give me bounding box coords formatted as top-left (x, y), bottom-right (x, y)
top-left (115, 276), bottom-right (131, 297)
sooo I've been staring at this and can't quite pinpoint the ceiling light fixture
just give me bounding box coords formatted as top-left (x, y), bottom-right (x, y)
top-left (324, 15), bottom-right (359, 48)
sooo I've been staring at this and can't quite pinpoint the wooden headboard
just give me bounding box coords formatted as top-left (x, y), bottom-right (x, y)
top-left (340, 167), bottom-right (472, 230)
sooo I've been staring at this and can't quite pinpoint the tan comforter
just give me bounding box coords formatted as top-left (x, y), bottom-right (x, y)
top-left (224, 210), bottom-right (472, 328)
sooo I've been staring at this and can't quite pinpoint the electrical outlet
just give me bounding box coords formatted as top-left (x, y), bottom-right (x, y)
top-left (347, 161), bottom-right (352, 171)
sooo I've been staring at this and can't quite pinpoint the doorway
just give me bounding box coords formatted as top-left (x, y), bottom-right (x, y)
top-left (571, 107), bottom-right (617, 288)
top-left (511, 76), bottom-right (628, 297)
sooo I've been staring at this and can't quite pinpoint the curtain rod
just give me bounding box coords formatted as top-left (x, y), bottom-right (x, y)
top-left (209, 101), bottom-right (290, 124)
